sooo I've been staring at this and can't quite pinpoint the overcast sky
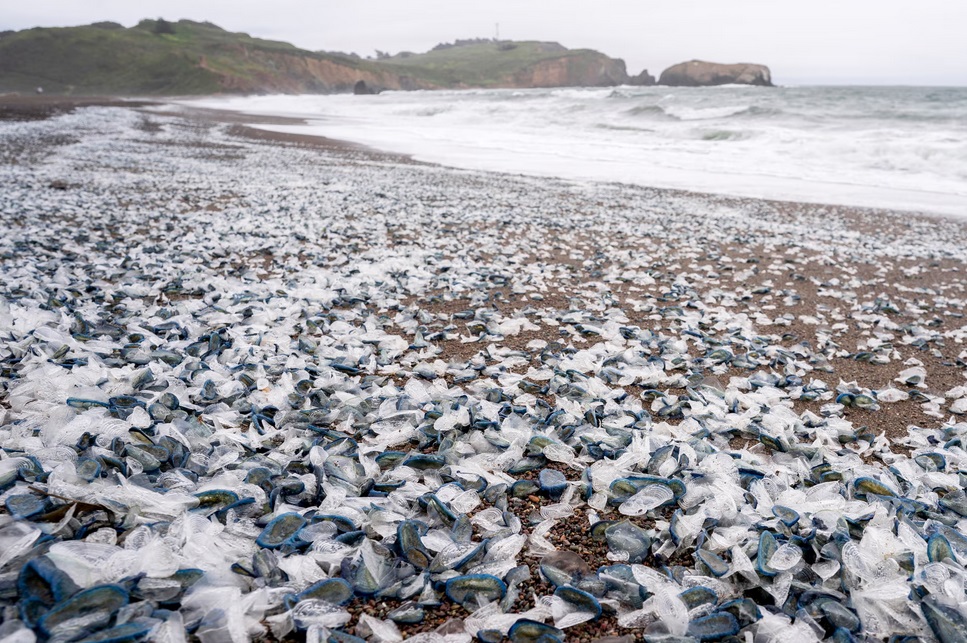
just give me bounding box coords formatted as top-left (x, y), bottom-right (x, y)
top-left (3, 1), bottom-right (965, 85)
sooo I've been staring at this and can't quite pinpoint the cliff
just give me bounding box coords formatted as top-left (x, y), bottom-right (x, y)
top-left (377, 41), bottom-right (654, 89)
top-left (658, 61), bottom-right (773, 87)
top-left (0, 21), bottom-right (654, 95)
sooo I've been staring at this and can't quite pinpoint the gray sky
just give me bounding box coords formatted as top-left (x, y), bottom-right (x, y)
top-left (3, 1), bottom-right (966, 85)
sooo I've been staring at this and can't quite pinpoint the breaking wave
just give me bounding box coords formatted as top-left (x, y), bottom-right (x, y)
top-left (184, 85), bottom-right (967, 216)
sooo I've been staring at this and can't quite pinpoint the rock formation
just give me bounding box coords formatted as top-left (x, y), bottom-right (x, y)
top-left (658, 61), bottom-right (773, 87)
top-left (628, 70), bottom-right (656, 86)
top-left (508, 53), bottom-right (649, 88)
top-left (379, 40), bottom-right (654, 90)
top-left (353, 80), bottom-right (378, 95)
top-left (0, 19), bottom-right (688, 95)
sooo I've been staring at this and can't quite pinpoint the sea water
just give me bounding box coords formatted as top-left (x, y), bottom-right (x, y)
top-left (183, 86), bottom-right (967, 216)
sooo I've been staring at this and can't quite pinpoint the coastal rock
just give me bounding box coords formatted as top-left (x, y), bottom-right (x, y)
top-left (353, 80), bottom-right (379, 95)
top-left (215, 52), bottom-right (428, 93)
top-left (658, 60), bottom-right (773, 87)
top-left (628, 69), bottom-right (656, 86)
top-left (509, 52), bottom-right (641, 88)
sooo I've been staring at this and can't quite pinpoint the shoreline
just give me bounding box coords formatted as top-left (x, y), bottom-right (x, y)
top-left (2, 96), bottom-right (967, 642)
top-left (5, 94), bottom-right (964, 224)
top-left (170, 105), bottom-right (422, 165)
top-left (0, 93), bottom-right (157, 121)
top-left (5, 94), bottom-right (967, 487)
top-left (173, 90), bottom-right (967, 220)
top-left (240, 118), bottom-right (967, 230)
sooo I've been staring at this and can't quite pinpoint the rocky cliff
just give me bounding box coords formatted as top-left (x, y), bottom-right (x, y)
top-left (0, 22), bottom-right (654, 95)
top-left (658, 61), bottom-right (773, 87)
top-left (375, 40), bottom-right (654, 90)
top-left (510, 53), bottom-right (652, 88)
top-left (205, 50), bottom-right (437, 93)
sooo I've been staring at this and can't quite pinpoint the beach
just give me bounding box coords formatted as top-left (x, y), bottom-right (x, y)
top-left (2, 98), bottom-right (967, 642)
top-left (184, 87), bottom-right (967, 217)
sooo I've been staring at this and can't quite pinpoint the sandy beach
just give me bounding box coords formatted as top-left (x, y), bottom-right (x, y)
top-left (2, 98), bottom-right (967, 642)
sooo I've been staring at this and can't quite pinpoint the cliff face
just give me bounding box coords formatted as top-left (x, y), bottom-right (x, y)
top-left (658, 61), bottom-right (773, 87)
top-left (0, 21), bottom-right (656, 95)
top-left (373, 40), bottom-right (654, 91)
top-left (244, 48), bottom-right (652, 93)
top-left (208, 50), bottom-right (439, 93)
top-left (509, 54), bottom-right (646, 88)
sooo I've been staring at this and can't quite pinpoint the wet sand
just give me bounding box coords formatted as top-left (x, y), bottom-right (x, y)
top-left (0, 94), bottom-right (156, 121)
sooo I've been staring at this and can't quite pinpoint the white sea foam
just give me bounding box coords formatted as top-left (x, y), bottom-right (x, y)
top-left (182, 86), bottom-right (967, 216)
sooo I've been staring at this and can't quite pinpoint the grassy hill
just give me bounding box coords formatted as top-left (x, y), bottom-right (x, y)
top-left (378, 40), bottom-right (636, 88)
top-left (0, 20), bottom-right (650, 95)
top-left (0, 20), bottom-right (383, 94)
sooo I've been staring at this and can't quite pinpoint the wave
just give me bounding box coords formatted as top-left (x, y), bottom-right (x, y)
top-left (842, 109), bottom-right (965, 123)
top-left (735, 105), bottom-right (785, 119)
top-left (699, 129), bottom-right (750, 141)
top-left (595, 123), bottom-right (657, 133)
top-left (625, 104), bottom-right (675, 119)
top-left (409, 106), bottom-right (452, 117)
top-left (182, 86), bottom-right (967, 216)
top-left (664, 104), bottom-right (785, 121)
top-left (549, 88), bottom-right (614, 101)
top-left (625, 103), bottom-right (783, 121)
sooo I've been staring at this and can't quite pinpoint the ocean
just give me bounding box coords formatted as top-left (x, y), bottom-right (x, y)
top-left (184, 86), bottom-right (967, 216)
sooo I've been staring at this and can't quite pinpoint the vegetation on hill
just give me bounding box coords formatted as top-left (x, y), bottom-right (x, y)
top-left (0, 19), bottom-right (371, 94)
top-left (0, 20), bottom-right (648, 95)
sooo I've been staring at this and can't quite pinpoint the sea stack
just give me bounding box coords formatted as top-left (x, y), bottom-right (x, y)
top-left (628, 69), bottom-right (656, 86)
top-left (658, 60), bottom-right (773, 87)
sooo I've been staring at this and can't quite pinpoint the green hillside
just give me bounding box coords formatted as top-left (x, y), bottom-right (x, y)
top-left (0, 20), bottom-right (369, 94)
top-left (0, 20), bottom-right (647, 95)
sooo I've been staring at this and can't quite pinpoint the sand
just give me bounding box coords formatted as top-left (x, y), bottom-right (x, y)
top-left (2, 96), bottom-right (967, 642)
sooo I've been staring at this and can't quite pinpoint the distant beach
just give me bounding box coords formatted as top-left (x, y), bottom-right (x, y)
top-left (2, 97), bottom-right (967, 642)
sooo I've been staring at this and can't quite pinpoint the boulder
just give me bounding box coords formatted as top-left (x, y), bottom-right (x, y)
top-left (353, 80), bottom-right (378, 95)
top-left (658, 60), bottom-right (773, 87)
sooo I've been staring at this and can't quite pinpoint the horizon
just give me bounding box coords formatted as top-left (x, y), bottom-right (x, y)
top-left (2, 1), bottom-right (966, 87)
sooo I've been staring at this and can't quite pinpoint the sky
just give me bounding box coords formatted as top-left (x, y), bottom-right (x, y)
top-left (2, 0), bottom-right (966, 85)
